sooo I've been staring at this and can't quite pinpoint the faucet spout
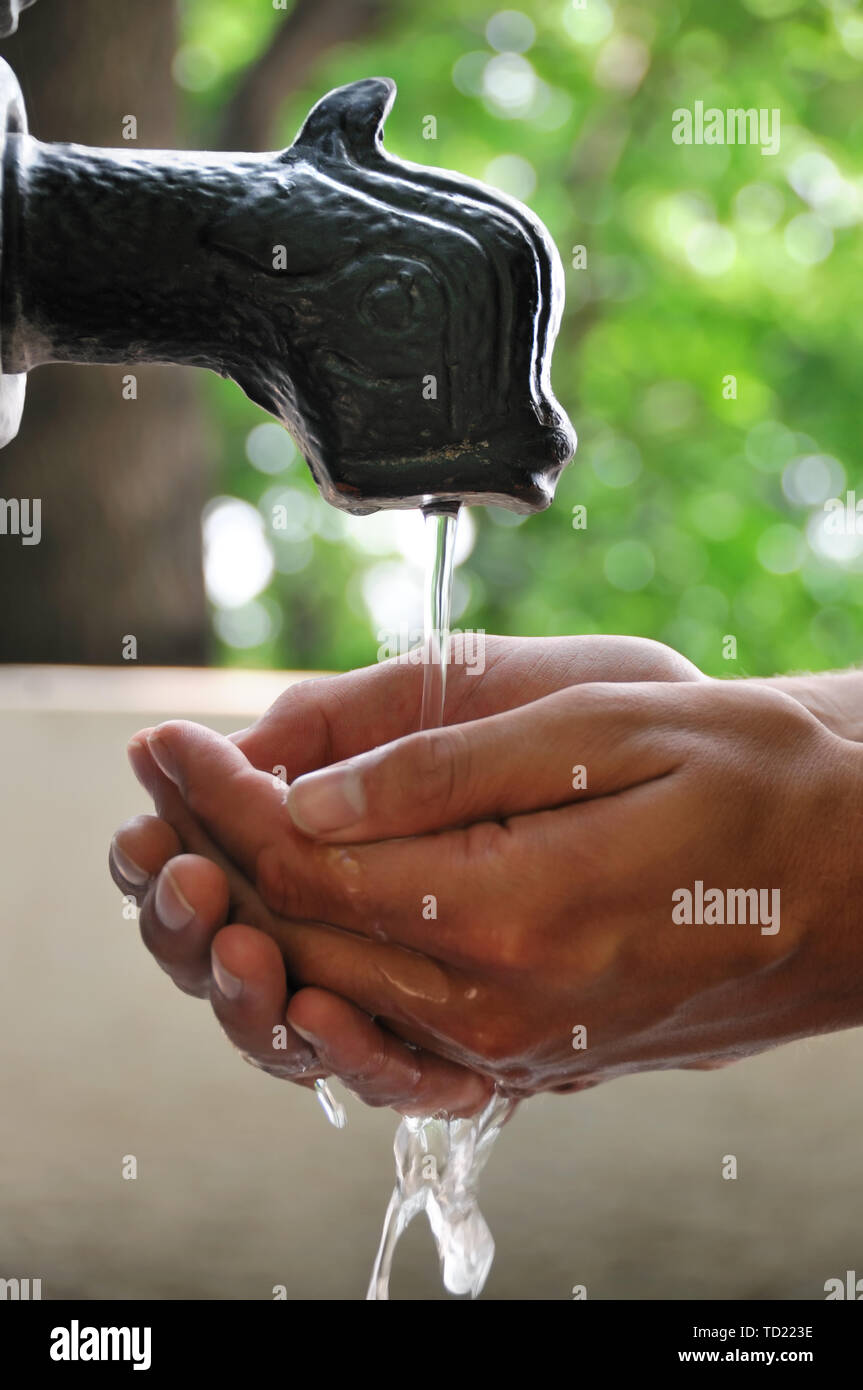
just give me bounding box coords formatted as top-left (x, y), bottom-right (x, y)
top-left (0, 69), bottom-right (576, 514)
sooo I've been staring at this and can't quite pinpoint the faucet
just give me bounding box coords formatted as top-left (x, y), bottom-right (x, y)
top-left (0, 35), bottom-right (575, 514)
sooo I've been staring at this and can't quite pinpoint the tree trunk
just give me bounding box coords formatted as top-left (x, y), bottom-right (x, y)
top-left (0, 0), bottom-right (209, 664)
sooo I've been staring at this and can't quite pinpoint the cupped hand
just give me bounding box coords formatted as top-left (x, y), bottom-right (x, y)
top-left (271, 677), bottom-right (863, 1090)
top-left (110, 635), bottom-right (703, 1110)
top-left (118, 653), bottom-right (863, 1097)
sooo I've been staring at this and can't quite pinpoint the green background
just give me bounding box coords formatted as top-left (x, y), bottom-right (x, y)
top-left (181, 0), bottom-right (863, 679)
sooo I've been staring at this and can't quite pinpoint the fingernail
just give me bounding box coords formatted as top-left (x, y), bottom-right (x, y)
top-left (147, 732), bottom-right (178, 783)
top-left (111, 839), bottom-right (150, 888)
top-left (291, 1021), bottom-right (323, 1048)
top-left (155, 863), bottom-right (195, 931)
top-left (287, 764), bottom-right (365, 836)
top-left (126, 737), bottom-right (151, 789)
top-left (212, 951), bottom-right (243, 1001)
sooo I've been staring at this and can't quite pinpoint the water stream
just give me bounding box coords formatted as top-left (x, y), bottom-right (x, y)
top-left (306, 505), bottom-right (513, 1296)
top-left (364, 504), bottom-right (516, 1300)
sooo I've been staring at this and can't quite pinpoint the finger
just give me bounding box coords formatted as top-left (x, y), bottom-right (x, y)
top-left (209, 928), bottom-right (487, 1114)
top-left (138, 853), bottom-right (232, 998)
top-left (128, 731), bottom-right (276, 933)
top-left (209, 924), bottom-right (319, 1083)
top-left (133, 715), bottom-right (562, 966)
top-left (128, 730), bottom-right (219, 858)
top-left (125, 726), bottom-right (467, 1088)
top-left (232, 635), bottom-right (698, 776)
top-left (131, 724), bottom-right (458, 1034)
top-left (110, 813), bottom-right (181, 902)
top-left (128, 726), bottom-right (451, 1047)
top-left (142, 720), bottom-right (293, 885)
top-left (133, 850), bottom-right (359, 1089)
top-left (285, 680), bottom-right (684, 843)
top-left (128, 733), bottom-right (223, 857)
top-left (231, 645), bottom-right (503, 775)
top-left (287, 988), bottom-right (492, 1117)
top-left (126, 727), bottom-right (167, 803)
top-left (129, 717), bottom-right (535, 1030)
top-left (138, 688), bottom-right (682, 942)
top-left (232, 662), bottom-right (426, 778)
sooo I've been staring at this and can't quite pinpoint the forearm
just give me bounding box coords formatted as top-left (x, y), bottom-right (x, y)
top-left (744, 669), bottom-right (863, 742)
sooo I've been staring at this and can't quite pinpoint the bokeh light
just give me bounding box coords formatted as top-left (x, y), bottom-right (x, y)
top-left (203, 497), bottom-right (274, 609)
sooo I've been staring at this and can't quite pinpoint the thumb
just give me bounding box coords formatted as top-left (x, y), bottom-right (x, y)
top-left (285, 681), bottom-right (681, 843)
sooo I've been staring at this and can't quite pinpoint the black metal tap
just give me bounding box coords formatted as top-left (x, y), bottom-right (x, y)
top-left (0, 52), bottom-right (575, 514)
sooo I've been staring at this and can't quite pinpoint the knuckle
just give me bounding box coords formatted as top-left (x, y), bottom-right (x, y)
top-left (639, 637), bottom-right (703, 683)
top-left (771, 690), bottom-right (822, 742)
top-left (251, 673), bottom-right (346, 767)
top-left (277, 682), bottom-right (330, 747)
top-left (501, 930), bottom-right (538, 973)
top-left (477, 917), bottom-right (536, 974)
top-left (409, 726), bottom-right (470, 820)
top-left (441, 910), bottom-right (535, 979)
top-left (568, 932), bottom-right (616, 989)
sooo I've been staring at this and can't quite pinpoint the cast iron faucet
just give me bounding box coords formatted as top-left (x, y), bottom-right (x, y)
top-left (0, 41), bottom-right (575, 513)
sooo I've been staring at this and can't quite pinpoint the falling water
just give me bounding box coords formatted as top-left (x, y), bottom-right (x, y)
top-left (314, 1076), bottom-right (347, 1129)
top-left (365, 503), bottom-right (516, 1300)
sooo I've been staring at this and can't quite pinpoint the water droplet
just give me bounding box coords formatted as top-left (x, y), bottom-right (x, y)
top-left (314, 1078), bottom-right (347, 1130)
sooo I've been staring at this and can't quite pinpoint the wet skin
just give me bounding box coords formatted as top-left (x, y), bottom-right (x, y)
top-left (110, 636), bottom-right (863, 1115)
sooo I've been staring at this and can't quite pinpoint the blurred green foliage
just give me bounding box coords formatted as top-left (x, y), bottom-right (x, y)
top-left (179, 0), bottom-right (863, 678)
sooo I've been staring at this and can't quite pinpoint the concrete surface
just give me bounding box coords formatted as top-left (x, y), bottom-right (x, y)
top-left (0, 666), bottom-right (860, 1301)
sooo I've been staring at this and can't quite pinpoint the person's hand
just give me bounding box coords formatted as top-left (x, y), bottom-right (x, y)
top-left (112, 745), bottom-right (492, 1116)
top-left (110, 635), bottom-right (703, 1110)
top-left (122, 670), bottom-right (863, 1096)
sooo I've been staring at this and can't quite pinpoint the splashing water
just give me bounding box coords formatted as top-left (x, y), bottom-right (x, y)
top-left (367, 1090), bottom-right (515, 1299)
top-left (365, 504), bottom-right (515, 1300)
